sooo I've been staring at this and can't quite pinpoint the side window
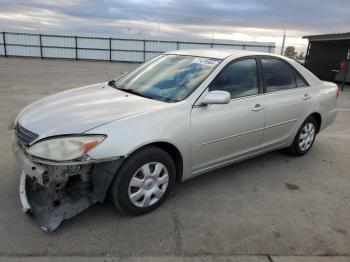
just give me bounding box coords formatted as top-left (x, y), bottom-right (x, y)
top-left (295, 72), bottom-right (308, 87)
top-left (209, 59), bottom-right (259, 99)
top-left (261, 58), bottom-right (297, 92)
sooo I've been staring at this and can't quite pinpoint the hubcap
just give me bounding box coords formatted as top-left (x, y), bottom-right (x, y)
top-left (128, 162), bottom-right (169, 208)
top-left (298, 122), bottom-right (315, 151)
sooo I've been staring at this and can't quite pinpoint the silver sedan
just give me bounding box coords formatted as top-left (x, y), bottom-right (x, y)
top-left (12, 49), bottom-right (338, 232)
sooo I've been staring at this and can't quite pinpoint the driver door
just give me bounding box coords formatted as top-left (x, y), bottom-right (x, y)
top-left (190, 57), bottom-right (266, 174)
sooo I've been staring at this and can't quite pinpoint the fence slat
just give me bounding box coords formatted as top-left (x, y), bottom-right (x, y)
top-left (75, 36), bottom-right (78, 60)
top-left (109, 38), bottom-right (112, 62)
top-left (143, 40), bottom-right (146, 62)
top-left (2, 32), bottom-right (7, 57)
top-left (39, 34), bottom-right (43, 58)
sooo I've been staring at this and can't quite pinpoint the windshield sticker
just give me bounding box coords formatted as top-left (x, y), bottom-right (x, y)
top-left (192, 58), bottom-right (220, 66)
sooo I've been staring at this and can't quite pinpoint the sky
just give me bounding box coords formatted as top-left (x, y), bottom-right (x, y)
top-left (0, 0), bottom-right (350, 54)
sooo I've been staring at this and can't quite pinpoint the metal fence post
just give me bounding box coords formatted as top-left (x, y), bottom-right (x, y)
top-left (109, 37), bottom-right (112, 62)
top-left (176, 41), bottom-right (179, 50)
top-left (75, 36), bottom-right (78, 60)
top-left (143, 39), bottom-right (146, 62)
top-left (39, 34), bottom-right (43, 59)
top-left (2, 32), bottom-right (7, 57)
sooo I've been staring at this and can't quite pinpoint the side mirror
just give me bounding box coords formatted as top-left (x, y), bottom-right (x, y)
top-left (200, 91), bottom-right (230, 105)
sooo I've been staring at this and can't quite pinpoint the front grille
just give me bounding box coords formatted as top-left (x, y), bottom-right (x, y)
top-left (15, 124), bottom-right (39, 146)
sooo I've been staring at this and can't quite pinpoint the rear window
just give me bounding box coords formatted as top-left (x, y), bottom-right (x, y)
top-left (261, 58), bottom-right (307, 92)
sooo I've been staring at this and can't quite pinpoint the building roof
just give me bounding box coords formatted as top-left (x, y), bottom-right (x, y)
top-left (303, 32), bottom-right (350, 42)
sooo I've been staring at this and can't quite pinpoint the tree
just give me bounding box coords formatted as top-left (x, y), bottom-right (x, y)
top-left (284, 46), bottom-right (297, 59)
top-left (297, 51), bottom-right (305, 60)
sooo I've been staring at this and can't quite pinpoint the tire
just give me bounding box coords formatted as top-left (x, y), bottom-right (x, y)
top-left (287, 116), bottom-right (317, 156)
top-left (109, 146), bottom-right (176, 215)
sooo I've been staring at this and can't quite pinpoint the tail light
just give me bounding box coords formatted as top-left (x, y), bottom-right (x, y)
top-left (336, 85), bottom-right (340, 98)
top-left (340, 61), bottom-right (347, 71)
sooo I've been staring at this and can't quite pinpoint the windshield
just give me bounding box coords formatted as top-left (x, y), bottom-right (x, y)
top-left (113, 55), bottom-right (221, 102)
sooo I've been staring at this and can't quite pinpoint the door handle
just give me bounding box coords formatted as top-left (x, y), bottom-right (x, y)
top-left (252, 104), bottom-right (265, 112)
top-left (302, 94), bottom-right (312, 101)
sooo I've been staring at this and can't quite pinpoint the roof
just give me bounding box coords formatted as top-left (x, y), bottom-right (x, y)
top-left (303, 32), bottom-right (350, 42)
top-left (166, 49), bottom-right (271, 59)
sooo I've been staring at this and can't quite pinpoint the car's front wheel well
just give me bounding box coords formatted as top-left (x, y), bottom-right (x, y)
top-left (309, 113), bottom-right (322, 133)
top-left (126, 142), bottom-right (183, 184)
top-left (149, 142), bottom-right (183, 183)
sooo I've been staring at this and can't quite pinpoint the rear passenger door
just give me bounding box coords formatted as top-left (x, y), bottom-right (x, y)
top-left (259, 56), bottom-right (312, 149)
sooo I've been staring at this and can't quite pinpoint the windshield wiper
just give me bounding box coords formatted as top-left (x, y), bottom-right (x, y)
top-left (119, 88), bottom-right (154, 99)
top-left (108, 81), bottom-right (154, 100)
top-left (108, 80), bottom-right (177, 103)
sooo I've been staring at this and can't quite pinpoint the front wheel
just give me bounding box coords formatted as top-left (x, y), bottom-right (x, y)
top-left (287, 116), bottom-right (317, 156)
top-left (109, 146), bottom-right (176, 215)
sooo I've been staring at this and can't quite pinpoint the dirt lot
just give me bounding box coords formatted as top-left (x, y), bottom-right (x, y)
top-left (0, 58), bottom-right (349, 261)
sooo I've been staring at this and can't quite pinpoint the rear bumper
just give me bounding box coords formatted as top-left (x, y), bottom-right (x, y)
top-left (320, 108), bottom-right (337, 131)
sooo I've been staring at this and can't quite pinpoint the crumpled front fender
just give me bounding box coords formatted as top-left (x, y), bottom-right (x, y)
top-left (15, 138), bottom-right (124, 232)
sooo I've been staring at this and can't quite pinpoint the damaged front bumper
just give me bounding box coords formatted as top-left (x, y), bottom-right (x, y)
top-left (13, 134), bottom-right (124, 232)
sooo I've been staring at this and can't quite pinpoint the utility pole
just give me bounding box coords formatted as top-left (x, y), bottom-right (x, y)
top-left (36, 20), bottom-right (40, 34)
top-left (280, 28), bottom-right (286, 55)
top-left (211, 32), bottom-right (215, 47)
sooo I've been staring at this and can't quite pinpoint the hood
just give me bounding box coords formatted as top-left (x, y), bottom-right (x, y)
top-left (17, 82), bottom-right (168, 139)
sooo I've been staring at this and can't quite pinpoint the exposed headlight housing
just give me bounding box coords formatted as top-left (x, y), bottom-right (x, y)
top-left (27, 135), bottom-right (106, 161)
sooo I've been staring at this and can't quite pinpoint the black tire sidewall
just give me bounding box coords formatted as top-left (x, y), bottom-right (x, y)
top-left (110, 146), bottom-right (176, 215)
top-left (294, 116), bottom-right (317, 155)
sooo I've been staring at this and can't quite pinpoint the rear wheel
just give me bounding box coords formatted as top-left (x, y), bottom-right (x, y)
top-left (287, 116), bottom-right (317, 156)
top-left (109, 146), bottom-right (176, 215)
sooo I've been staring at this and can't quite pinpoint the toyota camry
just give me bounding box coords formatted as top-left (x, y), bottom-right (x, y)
top-left (12, 49), bottom-right (338, 232)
